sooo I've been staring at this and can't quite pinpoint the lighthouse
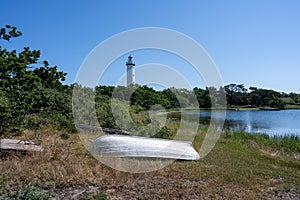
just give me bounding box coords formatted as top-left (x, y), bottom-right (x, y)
top-left (126, 55), bottom-right (135, 86)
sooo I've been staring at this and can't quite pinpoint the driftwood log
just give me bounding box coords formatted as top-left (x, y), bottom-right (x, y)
top-left (0, 139), bottom-right (43, 152)
top-left (76, 124), bottom-right (130, 135)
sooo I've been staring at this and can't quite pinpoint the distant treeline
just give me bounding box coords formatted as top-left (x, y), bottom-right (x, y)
top-left (1, 25), bottom-right (300, 135)
top-left (95, 84), bottom-right (300, 110)
top-left (223, 84), bottom-right (300, 108)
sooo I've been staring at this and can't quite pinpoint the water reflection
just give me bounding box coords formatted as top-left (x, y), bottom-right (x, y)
top-left (185, 110), bottom-right (300, 136)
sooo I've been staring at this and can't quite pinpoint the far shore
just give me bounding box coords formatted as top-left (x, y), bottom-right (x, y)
top-left (163, 105), bottom-right (300, 112)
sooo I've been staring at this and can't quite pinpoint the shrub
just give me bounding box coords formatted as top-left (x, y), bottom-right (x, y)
top-left (60, 132), bottom-right (70, 139)
top-left (151, 126), bottom-right (175, 139)
top-left (91, 191), bottom-right (106, 200)
top-left (11, 183), bottom-right (53, 200)
top-left (24, 114), bottom-right (42, 130)
top-left (0, 90), bottom-right (12, 134)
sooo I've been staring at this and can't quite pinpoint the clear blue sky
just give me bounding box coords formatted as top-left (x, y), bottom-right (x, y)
top-left (1, 0), bottom-right (300, 93)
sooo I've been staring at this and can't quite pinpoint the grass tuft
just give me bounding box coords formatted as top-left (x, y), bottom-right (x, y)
top-left (7, 183), bottom-right (54, 200)
top-left (81, 191), bottom-right (107, 200)
top-left (223, 130), bottom-right (300, 154)
top-left (60, 132), bottom-right (70, 139)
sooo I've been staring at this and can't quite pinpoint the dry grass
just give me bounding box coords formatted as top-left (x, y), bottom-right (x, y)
top-left (1, 127), bottom-right (300, 199)
top-left (1, 129), bottom-right (111, 192)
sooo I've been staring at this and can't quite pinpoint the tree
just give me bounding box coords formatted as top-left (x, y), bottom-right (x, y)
top-left (249, 87), bottom-right (285, 108)
top-left (225, 84), bottom-right (248, 106)
top-left (0, 89), bottom-right (11, 133)
top-left (0, 25), bottom-right (22, 41)
top-left (0, 25), bottom-right (70, 133)
top-left (161, 88), bottom-right (180, 109)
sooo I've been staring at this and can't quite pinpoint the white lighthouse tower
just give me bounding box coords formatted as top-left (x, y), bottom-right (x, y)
top-left (126, 55), bottom-right (135, 86)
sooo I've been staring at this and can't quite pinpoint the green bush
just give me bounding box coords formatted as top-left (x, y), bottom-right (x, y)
top-left (24, 114), bottom-right (42, 130)
top-left (151, 126), bottom-right (175, 139)
top-left (0, 90), bottom-right (12, 134)
top-left (91, 191), bottom-right (106, 200)
top-left (60, 132), bottom-right (70, 139)
top-left (11, 183), bottom-right (53, 200)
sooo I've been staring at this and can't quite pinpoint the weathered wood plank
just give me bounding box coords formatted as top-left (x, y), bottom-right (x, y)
top-left (0, 139), bottom-right (43, 152)
top-left (76, 124), bottom-right (130, 135)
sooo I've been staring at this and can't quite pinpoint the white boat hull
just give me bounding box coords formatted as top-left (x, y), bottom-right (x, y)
top-left (91, 135), bottom-right (200, 160)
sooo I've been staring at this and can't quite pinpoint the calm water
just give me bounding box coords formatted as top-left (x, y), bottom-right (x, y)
top-left (185, 110), bottom-right (300, 136)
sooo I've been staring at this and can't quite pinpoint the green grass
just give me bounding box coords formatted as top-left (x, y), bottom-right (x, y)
top-left (3, 183), bottom-right (54, 200)
top-left (285, 104), bottom-right (300, 109)
top-left (223, 130), bottom-right (300, 153)
top-left (60, 132), bottom-right (70, 139)
top-left (81, 191), bottom-right (107, 200)
top-left (198, 133), bottom-right (300, 194)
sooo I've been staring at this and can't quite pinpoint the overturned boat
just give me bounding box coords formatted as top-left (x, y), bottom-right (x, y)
top-left (91, 134), bottom-right (200, 160)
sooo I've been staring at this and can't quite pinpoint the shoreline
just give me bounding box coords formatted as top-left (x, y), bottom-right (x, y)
top-left (165, 106), bottom-right (300, 112)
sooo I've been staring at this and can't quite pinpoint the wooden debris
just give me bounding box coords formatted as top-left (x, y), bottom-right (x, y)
top-left (76, 124), bottom-right (130, 135)
top-left (0, 139), bottom-right (43, 152)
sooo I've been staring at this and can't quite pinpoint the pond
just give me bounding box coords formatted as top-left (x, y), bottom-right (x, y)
top-left (184, 109), bottom-right (300, 136)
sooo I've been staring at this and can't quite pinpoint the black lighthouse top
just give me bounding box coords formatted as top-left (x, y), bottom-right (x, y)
top-left (126, 55), bottom-right (135, 66)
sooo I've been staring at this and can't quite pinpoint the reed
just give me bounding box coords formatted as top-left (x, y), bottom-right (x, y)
top-left (223, 130), bottom-right (300, 153)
